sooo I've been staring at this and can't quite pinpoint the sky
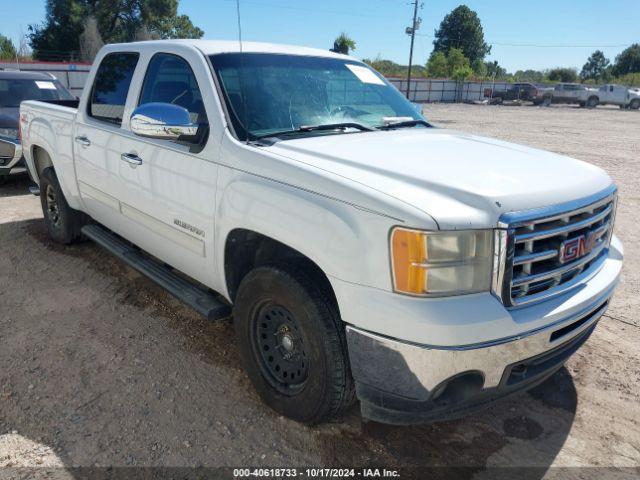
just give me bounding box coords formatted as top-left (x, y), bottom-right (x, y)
top-left (1, 0), bottom-right (639, 72)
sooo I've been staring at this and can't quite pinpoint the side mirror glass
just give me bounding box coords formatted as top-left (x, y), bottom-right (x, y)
top-left (130, 103), bottom-right (198, 140)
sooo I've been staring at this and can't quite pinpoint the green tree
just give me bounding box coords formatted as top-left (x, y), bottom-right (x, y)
top-left (485, 60), bottom-right (508, 79)
top-left (612, 43), bottom-right (640, 76)
top-left (331, 32), bottom-right (356, 55)
top-left (433, 5), bottom-right (491, 65)
top-left (580, 50), bottom-right (610, 82)
top-left (29, 0), bottom-right (203, 60)
top-left (513, 69), bottom-right (545, 82)
top-left (471, 58), bottom-right (486, 77)
top-left (425, 51), bottom-right (448, 77)
top-left (0, 35), bottom-right (18, 60)
top-left (547, 67), bottom-right (578, 83)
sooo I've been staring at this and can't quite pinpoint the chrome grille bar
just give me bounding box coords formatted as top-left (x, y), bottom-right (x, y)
top-left (512, 241), bottom-right (607, 288)
top-left (514, 204), bottom-right (612, 243)
top-left (513, 249), bottom-right (558, 266)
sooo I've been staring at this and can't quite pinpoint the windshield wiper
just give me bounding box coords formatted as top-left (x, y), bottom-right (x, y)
top-left (255, 122), bottom-right (374, 140)
top-left (376, 119), bottom-right (431, 130)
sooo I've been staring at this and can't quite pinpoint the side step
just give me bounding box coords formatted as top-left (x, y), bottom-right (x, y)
top-left (81, 225), bottom-right (231, 321)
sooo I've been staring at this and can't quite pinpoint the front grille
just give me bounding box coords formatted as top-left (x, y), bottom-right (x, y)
top-left (498, 188), bottom-right (617, 307)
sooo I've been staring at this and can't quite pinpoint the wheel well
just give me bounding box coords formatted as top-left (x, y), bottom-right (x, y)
top-left (32, 145), bottom-right (53, 181)
top-left (224, 229), bottom-right (338, 310)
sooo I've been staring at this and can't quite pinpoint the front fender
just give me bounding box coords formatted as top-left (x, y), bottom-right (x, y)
top-left (214, 165), bottom-right (396, 298)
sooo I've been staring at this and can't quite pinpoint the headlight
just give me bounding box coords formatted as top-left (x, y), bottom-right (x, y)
top-left (390, 227), bottom-right (493, 296)
top-left (0, 128), bottom-right (18, 139)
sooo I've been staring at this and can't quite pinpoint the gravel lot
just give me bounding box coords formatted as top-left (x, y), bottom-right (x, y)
top-left (0, 104), bottom-right (639, 479)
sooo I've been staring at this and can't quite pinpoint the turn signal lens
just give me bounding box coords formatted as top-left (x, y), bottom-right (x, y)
top-left (391, 228), bottom-right (493, 296)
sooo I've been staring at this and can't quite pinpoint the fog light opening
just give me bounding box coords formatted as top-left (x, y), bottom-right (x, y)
top-left (431, 371), bottom-right (485, 407)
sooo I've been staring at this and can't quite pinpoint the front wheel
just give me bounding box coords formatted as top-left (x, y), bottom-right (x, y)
top-left (233, 265), bottom-right (355, 424)
top-left (586, 96), bottom-right (599, 108)
top-left (630, 99), bottom-right (640, 110)
top-left (39, 167), bottom-right (86, 244)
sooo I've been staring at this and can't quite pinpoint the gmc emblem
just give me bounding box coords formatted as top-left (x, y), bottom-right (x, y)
top-left (559, 226), bottom-right (607, 264)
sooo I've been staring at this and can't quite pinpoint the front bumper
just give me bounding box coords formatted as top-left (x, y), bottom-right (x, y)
top-left (339, 236), bottom-right (622, 425)
top-left (0, 137), bottom-right (25, 176)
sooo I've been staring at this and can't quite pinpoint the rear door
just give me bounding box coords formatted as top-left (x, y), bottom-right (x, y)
top-left (114, 50), bottom-right (221, 286)
top-left (74, 52), bottom-right (140, 224)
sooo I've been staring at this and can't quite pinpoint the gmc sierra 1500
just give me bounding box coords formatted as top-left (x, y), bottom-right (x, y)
top-left (20, 40), bottom-right (623, 425)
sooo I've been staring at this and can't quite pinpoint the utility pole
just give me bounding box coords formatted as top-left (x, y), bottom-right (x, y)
top-left (405, 1), bottom-right (422, 99)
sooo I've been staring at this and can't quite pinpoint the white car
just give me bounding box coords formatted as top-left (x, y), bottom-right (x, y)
top-left (19, 40), bottom-right (623, 425)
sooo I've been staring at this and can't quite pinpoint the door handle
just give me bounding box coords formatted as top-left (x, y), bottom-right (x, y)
top-left (120, 153), bottom-right (143, 166)
top-left (75, 136), bottom-right (91, 147)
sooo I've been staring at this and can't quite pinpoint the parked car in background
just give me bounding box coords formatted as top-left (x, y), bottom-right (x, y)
top-left (491, 82), bottom-right (539, 103)
top-left (594, 84), bottom-right (640, 109)
top-left (532, 83), bottom-right (600, 108)
top-left (0, 70), bottom-right (75, 183)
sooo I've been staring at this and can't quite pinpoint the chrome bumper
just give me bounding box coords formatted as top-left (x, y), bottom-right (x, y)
top-left (346, 296), bottom-right (610, 424)
top-left (0, 137), bottom-right (24, 174)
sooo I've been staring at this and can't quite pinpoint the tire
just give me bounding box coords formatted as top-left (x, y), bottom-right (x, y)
top-left (579, 101), bottom-right (586, 108)
top-left (630, 99), bottom-right (640, 110)
top-left (233, 265), bottom-right (355, 424)
top-left (586, 96), bottom-right (599, 108)
top-left (39, 167), bottom-right (85, 244)
top-left (542, 96), bottom-right (552, 107)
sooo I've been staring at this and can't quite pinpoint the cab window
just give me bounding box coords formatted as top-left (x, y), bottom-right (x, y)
top-left (88, 52), bottom-right (139, 125)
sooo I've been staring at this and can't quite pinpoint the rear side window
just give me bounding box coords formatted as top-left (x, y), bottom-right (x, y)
top-left (138, 53), bottom-right (207, 124)
top-left (88, 53), bottom-right (139, 125)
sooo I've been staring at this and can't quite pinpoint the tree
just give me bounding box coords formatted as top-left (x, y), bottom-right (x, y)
top-left (580, 50), bottom-right (610, 82)
top-left (547, 67), bottom-right (578, 83)
top-left (612, 44), bottom-right (640, 76)
top-left (425, 51), bottom-right (448, 77)
top-left (485, 60), bottom-right (506, 79)
top-left (79, 16), bottom-right (104, 62)
top-left (433, 5), bottom-right (491, 65)
top-left (331, 32), bottom-right (356, 55)
top-left (513, 69), bottom-right (544, 82)
top-left (0, 35), bottom-right (17, 60)
top-left (29, 0), bottom-right (203, 61)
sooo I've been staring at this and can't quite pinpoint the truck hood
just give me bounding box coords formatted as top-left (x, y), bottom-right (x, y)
top-left (267, 128), bottom-right (612, 229)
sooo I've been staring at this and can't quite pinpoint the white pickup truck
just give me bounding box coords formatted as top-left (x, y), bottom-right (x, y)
top-left (594, 84), bottom-right (640, 109)
top-left (20, 40), bottom-right (623, 425)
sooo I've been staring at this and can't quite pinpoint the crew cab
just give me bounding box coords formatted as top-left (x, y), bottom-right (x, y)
top-left (19, 40), bottom-right (623, 425)
top-left (533, 83), bottom-right (600, 108)
top-left (0, 70), bottom-right (75, 183)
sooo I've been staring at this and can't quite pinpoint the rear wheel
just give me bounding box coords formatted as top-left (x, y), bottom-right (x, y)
top-left (39, 167), bottom-right (86, 244)
top-left (586, 96), bottom-right (599, 108)
top-left (233, 265), bottom-right (354, 424)
top-left (542, 96), bottom-right (552, 107)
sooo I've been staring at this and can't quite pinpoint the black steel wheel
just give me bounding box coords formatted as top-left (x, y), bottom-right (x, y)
top-left (252, 303), bottom-right (309, 395)
top-left (39, 167), bottom-right (85, 244)
top-left (234, 265), bottom-right (355, 424)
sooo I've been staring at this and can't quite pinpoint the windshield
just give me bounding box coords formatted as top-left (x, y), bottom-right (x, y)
top-left (209, 53), bottom-right (425, 140)
top-left (0, 79), bottom-right (74, 108)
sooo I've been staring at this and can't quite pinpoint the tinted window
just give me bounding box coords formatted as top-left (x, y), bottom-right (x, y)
top-left (0, 79), bottom-right (74, 108)
top-left (89, 53), bottom-right (139, 125)
top-left (139, 54), bottom-right (207, 124)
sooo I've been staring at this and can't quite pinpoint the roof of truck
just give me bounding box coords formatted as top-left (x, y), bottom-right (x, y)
top-left (108, 39), bottom-right (352, 60)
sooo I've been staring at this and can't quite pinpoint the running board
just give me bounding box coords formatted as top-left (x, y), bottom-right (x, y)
top-left (81, 225), bottom-right (231, 321)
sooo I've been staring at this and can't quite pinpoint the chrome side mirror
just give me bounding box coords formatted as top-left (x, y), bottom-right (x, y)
top-left (130, 103), bottom-right (199, 140)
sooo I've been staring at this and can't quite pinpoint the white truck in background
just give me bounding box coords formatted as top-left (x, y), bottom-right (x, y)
top-left (19, 40), bottom-right (623, 425)
top-left (594, 84), bottom-right (640, 109)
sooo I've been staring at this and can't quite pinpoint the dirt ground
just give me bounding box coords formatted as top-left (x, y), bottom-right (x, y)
top-left (0, 103), bottom-right (639, 479)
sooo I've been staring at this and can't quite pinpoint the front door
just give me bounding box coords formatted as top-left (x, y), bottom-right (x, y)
top-left (115, 52), bottom-right (219, 287)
